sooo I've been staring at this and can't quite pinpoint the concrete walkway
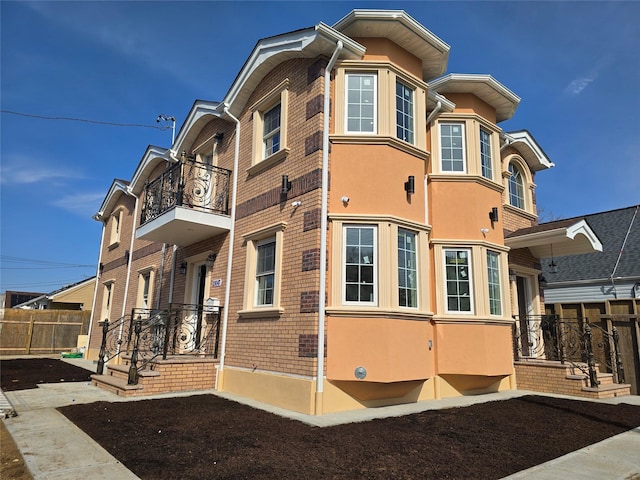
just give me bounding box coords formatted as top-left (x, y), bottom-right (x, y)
top-left (2, 357), bottom-right (640, 479)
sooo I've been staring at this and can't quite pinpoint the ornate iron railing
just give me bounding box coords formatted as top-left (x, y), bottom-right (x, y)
top-left (140, 159), bottom-right (231, 225)
top-left (96, 303), bottom-right (222, 384)
top-left (513, 315), bottom-right (625, 388)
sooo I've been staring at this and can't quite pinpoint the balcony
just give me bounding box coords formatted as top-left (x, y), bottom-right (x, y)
top-left (137, 159), bottom-right (232, 246)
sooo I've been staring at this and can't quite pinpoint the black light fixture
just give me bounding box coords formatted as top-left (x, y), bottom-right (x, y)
top-left (549, 244), bottom-right (558, 274)
top-left (206, 253), bottom-right (217, 269)
top-left (489, 207), bottom-right (499, 223)
top-left (404, 175), bottom-right (415, 194)
top-left (281, 175), bottom-right (292, 194)
top-left (179, 262), bottom-right (187, 275)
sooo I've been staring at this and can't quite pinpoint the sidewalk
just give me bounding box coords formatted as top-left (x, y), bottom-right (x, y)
top-left (2, 358), bottom-right (640, 479)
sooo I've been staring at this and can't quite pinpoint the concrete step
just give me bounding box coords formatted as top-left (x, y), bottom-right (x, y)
top-left (581, 382), bottom-right (632, 399)
top-left (91, 373), bottom-right (144, 397)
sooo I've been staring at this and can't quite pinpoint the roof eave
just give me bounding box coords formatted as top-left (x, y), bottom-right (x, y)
top-left (505, 220), bottom-right (602, 258)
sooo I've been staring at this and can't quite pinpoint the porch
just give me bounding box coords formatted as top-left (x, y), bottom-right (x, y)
top-left (512, 314), bottom-right (631, 398)
top-left (91, 304), bottom-right (222, 397)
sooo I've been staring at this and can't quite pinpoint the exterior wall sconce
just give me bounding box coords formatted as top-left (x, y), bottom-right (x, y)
top-left (206, 254), bottom-right (217, 269)
top-left (509, 269), bottom-right (517, 282)
top-left (404, 175), bottom-right (415, 194)
top-left (489, 207), bottom-right (499, 223)
top-left (179, 262), bottom-right (187, 275)
top-left (281, 175), bottom-right (292, 194)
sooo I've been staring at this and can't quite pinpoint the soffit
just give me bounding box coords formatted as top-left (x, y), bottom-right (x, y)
top-left (429, 74), bottom-right (520, 123)
top-left (332, 9), bottom-right (450, 81)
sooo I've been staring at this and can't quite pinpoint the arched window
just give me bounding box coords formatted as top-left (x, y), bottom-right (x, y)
top-left (508, 163), bottom-right (525, 209)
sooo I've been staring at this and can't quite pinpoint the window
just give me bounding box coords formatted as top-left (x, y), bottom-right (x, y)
top-left (396, 81), bottom-right (414, 143)
top-left (440, 123), bottom-right (465, 172)
top-left (249, 79), bottom-right (289, 173)
top-left (444, 249), bottom-right (473, 313)
top-left (101, 282), bottom-right (113, 321)
top-left (344, 225), bottom-right (377, 304)
top-left (480, 128), bottom-right (492, 179)
top-left (136, 268), bottom-right (155, 310)
top-left (346, 73), bottom-right (376, 133)
top-left (109, 210), bottom-right (122, 247)
top-left (398, 229), bottom-right (417, 308)
top-left (262, 103), bottom-right (281, 158)
top-left (240, 222), bottom-right (286, 317)
top-left (508, 163), bottom-right (525, 209)
top-left (486, 251), bottom-right (502, 315)
top-left (255, 238), bottom-right (276, 306)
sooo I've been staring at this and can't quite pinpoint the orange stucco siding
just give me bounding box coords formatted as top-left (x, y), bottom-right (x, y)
top-left (429, 180), bottom-right (503, 241)
top-left (435, 322), bottom-right (514, 376)
top-left (327, 316), bottom-right (434, 382)
top-left (445, 93), bottom-right (497, 124)
top-left (330, 143), bottom-right (426, 223)
top-left (355, 37), bottom-right (423, 78)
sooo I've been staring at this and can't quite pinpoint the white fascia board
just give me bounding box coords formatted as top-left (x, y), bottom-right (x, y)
top-left (505, 221), bottom-right (602, 255)
top-left (566, 219), bottom-right (603, 251)
top-left (429, 74), bottom-right (520, 122)
top-left (507, 131), bottom-right (555, 170)
top-left (94, 179), bottom-right (131, 221)
top-left (430, 74), bottom-right (520, 104)
top-left (333, 9), bottom-right (450, 54)
top-left (222, 25), bottom-right (364, 119)
top-left (171, 101), bottom-right (221, 156)
top-left (128, 146), bottom-right (172, 196)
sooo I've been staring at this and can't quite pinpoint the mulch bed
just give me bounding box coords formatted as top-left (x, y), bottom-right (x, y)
top-left (0, 358), bottom-right (93, 391)
top-left (4, 357), bottom-right (639, 479)
top-left (59, 394), bottom-right (640, 480)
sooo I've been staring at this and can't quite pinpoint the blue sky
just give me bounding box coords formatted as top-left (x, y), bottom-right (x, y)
top-left (1, 1), bottom-right (638, 294)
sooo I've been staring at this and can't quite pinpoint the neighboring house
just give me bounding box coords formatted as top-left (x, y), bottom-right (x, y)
top-left (86, 9), bottom-right (603, 415)
top-left (3, 291), bottom-right (44, 308)
top-left (538, 205), bottom-right (640, 394)
top-left (13, 277), bottom-right (96, 311)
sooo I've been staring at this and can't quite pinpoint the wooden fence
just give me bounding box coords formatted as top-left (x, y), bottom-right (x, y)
top-left (0, 309), bottom-right (91, 355)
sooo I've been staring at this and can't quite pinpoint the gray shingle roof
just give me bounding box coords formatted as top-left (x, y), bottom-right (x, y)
top-left (540, 205), bottom-right (640, 282)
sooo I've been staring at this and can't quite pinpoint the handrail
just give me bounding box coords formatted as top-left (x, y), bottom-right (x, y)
top-left (140, 159), bottom-right (231, 225)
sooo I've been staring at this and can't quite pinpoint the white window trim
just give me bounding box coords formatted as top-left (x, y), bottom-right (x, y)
top-left (342, 224), bottom-right (378, 306)
top-left (486, 250), bottom-right (502, 316)
top-left (439, 122), bottom-right (467, 174)
top-left (136, 266), bottom-right (155, 311)
top-left (254, 237), bottom-right (276, 307)
top-left (345, 72), bottom-right (378, 135)
top-left (480, 127), bottom-right (493, 180)
top-left (101, 280), bottom-right (115, 322)
top-left (396, 80), bottom-right (415, 145)
top-left (443, 248), bottom-right (474, 315)
top-left (397, 227), bottom-right (418, 309)
top-left (328, 215), bottom-right (432, 317)
top-left (239, 221), bottom-right (287, 318)
top-left (249, 79), bottom-right (290, 175)
top-left (108, 209), bottom-right (123, 248)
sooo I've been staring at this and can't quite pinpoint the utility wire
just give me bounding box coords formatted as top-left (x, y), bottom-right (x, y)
top-left (1, 109), bottom-right (168, 131)
top-left (1, 255), bottom-right (94, 268)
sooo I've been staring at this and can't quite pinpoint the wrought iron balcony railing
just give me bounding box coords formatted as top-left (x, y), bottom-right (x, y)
top-left (140, 159), bottom-right (231, 225)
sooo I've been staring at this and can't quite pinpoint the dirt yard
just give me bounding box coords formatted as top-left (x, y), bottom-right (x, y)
top-left (3, 358), bottom-right (640, 480)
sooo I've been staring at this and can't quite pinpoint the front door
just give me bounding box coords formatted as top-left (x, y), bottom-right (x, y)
top-left (183, 264), bottom-right (207, 352)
